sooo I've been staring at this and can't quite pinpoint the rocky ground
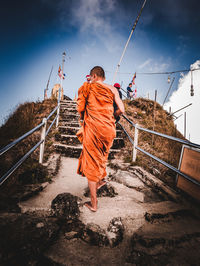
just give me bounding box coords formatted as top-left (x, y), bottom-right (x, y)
top-left (0, 156), bottom-right (200, 266)
top-left (0, 100), bottom-right (199, 266)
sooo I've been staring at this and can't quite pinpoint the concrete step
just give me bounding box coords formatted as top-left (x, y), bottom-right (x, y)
top-left (54, 143), bottom-right (120, 159)
top-left (59, 121), bottom-right (122, 130)
top-left (60, 114), bottom-right (79, 121)
top-left (56, 134), bottom-right (125, 148)
top-left (59, 122), bottom-right (80, 127)
top-left (61, 100), bottom-right (77, 104)
top-left (58, 126), bottom-right (124, 138)
top-left (60, 109), bottom-right (78, 113)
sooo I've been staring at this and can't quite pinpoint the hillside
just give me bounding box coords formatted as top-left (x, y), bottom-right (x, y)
top-left (116, 98), bottom-right (185, 189)
top-left (0, 99), bottom-right (58, 199)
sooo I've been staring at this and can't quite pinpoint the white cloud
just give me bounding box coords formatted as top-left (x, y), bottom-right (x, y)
top-left (68, 0), bottom-right (123, 53)
top-left (165, 60), bottom-right (200, 144)
top-left (139, 58), bottom-right (152, 69)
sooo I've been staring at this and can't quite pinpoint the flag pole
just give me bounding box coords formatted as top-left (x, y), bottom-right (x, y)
top-left (44, 66), bottom-right (53, 100)
top-left (112, 0), bottom-right (147, 84)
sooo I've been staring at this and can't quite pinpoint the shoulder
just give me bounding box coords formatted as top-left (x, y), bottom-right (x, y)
top-left (103, 83), bottom-right (118, 95)
top-left (78, 82), bottom-right (90, 97)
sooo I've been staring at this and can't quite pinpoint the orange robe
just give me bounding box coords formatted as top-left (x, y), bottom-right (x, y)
top-left (77, 82), bottom-right (116, 182)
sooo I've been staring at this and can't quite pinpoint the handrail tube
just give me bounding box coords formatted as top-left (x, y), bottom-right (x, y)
top-left (120, 123), bottom-right (200, 187)
top-left (0, 139), bottom-right (43, 186)
top-left (122, 115), bottom-right (200, 150)
top-left (118, 122), bottom-right (134, 145)
top-left (45, 114), bottom-right (58, 136)
top-left (0, 121), bottom-right (45, 156)
top-left (46, 105), bottom-right (59, 121)
top-left (136, 145), bottom-right (200, 186)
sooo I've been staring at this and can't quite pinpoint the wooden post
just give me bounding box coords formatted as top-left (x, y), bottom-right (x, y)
top-left (132, 124), bottom-right (138, 162)
top-left (39, 118), bottom-right (47, 164)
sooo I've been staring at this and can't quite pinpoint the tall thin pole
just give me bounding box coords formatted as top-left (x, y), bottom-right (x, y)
top-left (162, 77), bottom-right (175, 106)
top-left (56, 52), bottom-right (66, 128)
top-left (184, 112), bottom-right (186, 138)
top-left (44, 66), bottom-right (53, 100)
top-left (112, 0), bottom-right (147, 84)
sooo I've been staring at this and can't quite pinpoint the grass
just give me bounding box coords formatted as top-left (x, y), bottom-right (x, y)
top-left (0, 99), bottom-right (57, 196)
top-left (118, 98), bottom-right (185, 188)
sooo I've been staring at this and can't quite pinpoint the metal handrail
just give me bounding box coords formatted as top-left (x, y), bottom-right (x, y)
top-left (120, 115), bottom-right (200, 187)
top-left (0, 103), bottom-right (60, 186)
top-left (0, 121), bottom-right (45, 156)
top-left (46, 105), bottom-right (59, 121)
top-left (0, 139), bottom-right (43, 186)
top-left (122, 114), bottom-right (200, 150)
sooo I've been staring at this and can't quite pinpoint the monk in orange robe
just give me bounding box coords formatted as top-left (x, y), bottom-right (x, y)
top-left (77, 66), bottom-right (124, 211)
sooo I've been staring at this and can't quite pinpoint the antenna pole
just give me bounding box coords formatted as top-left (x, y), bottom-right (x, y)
top-left (112, 0), bottom-right (147, 84)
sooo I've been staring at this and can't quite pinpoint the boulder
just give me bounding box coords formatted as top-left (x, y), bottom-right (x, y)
top-left (112, 170), bottom-right (145, 189)
top-left (107, 217), bottom-right (124, 247)
top-left (84, 183), bottom-right (118, 198)
top-left (51, 193), bottom-right (80, 220)
top-left (81, 223), bottom-right (109, 246)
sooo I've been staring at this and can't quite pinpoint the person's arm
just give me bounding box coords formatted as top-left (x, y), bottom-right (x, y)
top-left (77, 82), bottom-right (88, 120)
top-left (105, 84), bottom-right (125, 116)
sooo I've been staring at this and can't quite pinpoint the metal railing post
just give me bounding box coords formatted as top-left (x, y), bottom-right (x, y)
top-left (39, 118), bottom-right (47, 164)
top-left (132, 123), bottom-right (138, 162)
top-left (56, 88), bottom-right (61, 128)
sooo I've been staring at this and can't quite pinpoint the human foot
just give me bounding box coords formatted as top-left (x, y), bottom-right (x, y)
top-left (97, 180), bottom-right (106, 190)
top-left (84, 201), bottom-right (97, 212)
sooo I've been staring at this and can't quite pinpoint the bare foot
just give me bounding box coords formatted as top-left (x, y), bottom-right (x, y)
top-left (84, 201), bottom-right (97, 212)
top-left (97, 180), bottom-right (106, 190)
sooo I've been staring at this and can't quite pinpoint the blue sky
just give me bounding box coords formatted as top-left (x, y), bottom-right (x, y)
top-left (0, 0), bottom-right (200, 142)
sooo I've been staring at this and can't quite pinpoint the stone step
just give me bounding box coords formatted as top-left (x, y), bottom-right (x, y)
top-left (54, 143), bottom-right (120, 159)
top-left (56, 134), bottom-right (125, 148)
top-left (59, 121), bottom-right (122, 130)
top-left (61, 100), bottom-right (77, 104)
top-left (59, 122), bottom-right (81, 128)
top-left (58, 126), bottom-right (124, 138)
top-left (60, 114), bottom-right (80, 121)
top-left (60, 109), bottom-right (78, 114)
top-left (60, 105), bottom-right (77, 109)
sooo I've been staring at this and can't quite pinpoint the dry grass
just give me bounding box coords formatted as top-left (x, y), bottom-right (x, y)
top-left (118, 98), bottom-right (185, 188)
top-left (0, 99), bottom-right (57, 196)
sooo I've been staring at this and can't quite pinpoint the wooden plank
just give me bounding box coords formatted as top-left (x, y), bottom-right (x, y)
top-left (177, 146), bottom-right (200, 201)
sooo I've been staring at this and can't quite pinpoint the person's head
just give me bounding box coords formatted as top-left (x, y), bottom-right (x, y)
top-left (129, 83), bottom-right (132, 87)
top-left (86, 75), bottom-right (91, 82)
top-left (114, 83), bottom-right (120, 90)
top-left (90, 66), bottom-right (105, 82)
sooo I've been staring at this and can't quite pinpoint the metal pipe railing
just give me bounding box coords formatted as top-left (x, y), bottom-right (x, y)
top-left (0, 139), bottom-right (43, 186)
top-left (120, 115), bottom-right (200, 187)
top-left (0, 103), bottom-right (59, 186)
top-left (46, 105), bottom-right (59, 121)
top-left (0, 121), bottom-right (45, 156)
top-left (122, 114), bottom-right (200, 150)
top-left (119, 121), bottom-right (200, 186)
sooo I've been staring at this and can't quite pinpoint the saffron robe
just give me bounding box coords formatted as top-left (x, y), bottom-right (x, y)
top-left (77, 82), bottom-right (116, 182)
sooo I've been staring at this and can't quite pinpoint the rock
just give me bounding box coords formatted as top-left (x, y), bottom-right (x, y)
top-left (65, 231), bottom-right (78, 240)
top-left (112, 170), bottom-right (145, 189)
top-left (81, 223), bottom-right (109, 246)
top-left (107, 217), bottom-right (124, 247)
top-left (51, 193), bottom-right (80, 220)
top-left (36, 222), bottom-right (45, 228)
top-left (0, 213), bottom-right (59, 265)
top-left (84, 183), bottom-right (118, 198)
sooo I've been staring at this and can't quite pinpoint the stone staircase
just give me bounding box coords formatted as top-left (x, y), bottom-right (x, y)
top-left (54, 100), bottom-right (125, 159)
